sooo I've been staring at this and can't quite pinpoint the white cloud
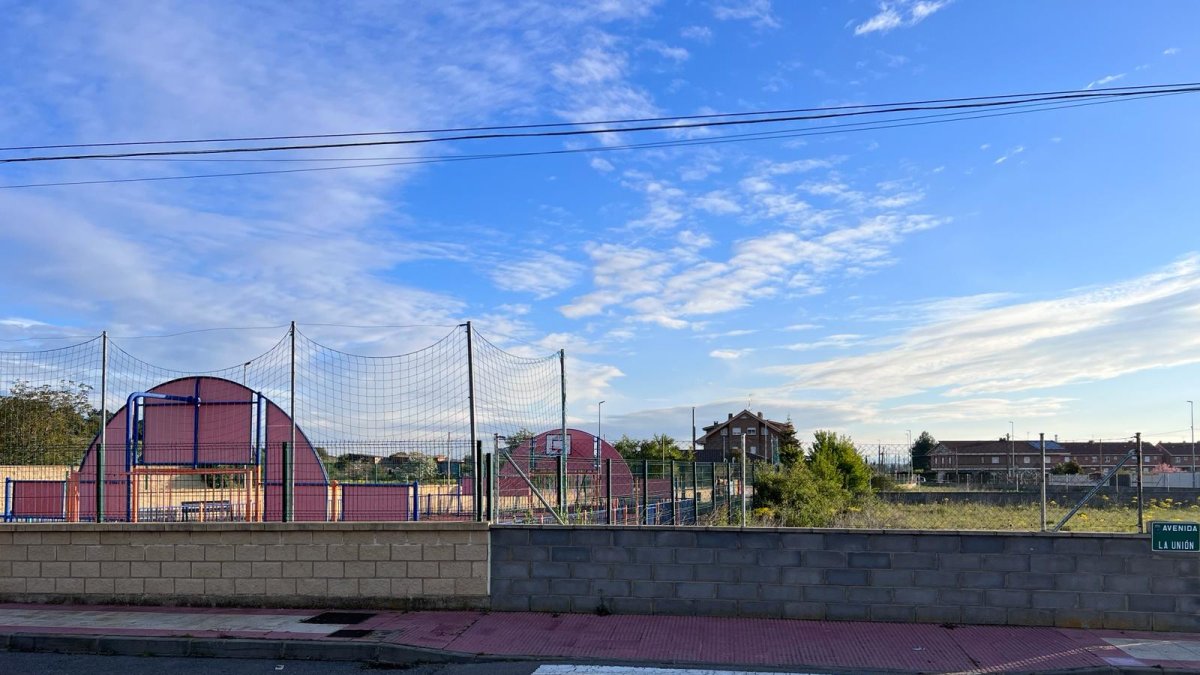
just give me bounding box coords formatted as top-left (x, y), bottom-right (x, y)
top-left (710, 348), bottom-right (749, 360)
top-left (680, 25), bottom-right (713, 42)
top-left (854, 1), bottom-right (950, 36)
top-left (1163, 47), bottom-right (1181, 56)
top-left (766, 255), bottom-right (1200, 402)
top-left (712, 0), bottom-right (779, 29)
top-left (1085, 73), bottom-right (1125, 90)
top-left (590, 157), bottom-right (616, 172)
top-left (693, 190), bottom-right (742, 214)
top-left (489, 252), bottom-right (584, 299)
top-left (643, 40), bottom-right (690, 63)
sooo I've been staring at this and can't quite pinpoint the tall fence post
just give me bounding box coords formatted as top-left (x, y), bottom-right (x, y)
top-left (605, 458), bottom-right (612, 525)
top-left (1136, 432), bottom-right (1144, 533)
top-left (740, 434), bottom-right (748, 527)
top-left (556, 455), bottom-right (565, 516)
top-left (691, 461), bottom-right (698, 524)
top-left (725, 461), bottom-right (732, 522)
top-left (286, 321), bottom-right (297, 522)
top-left (1039, 433), bottom-right (1046, 532)
top-left (97, 331), bottom-right (107, 523)
top-left (465, 321), bottom-right (478, 520)
top-left (641, 460), bottom-right (649, 525)
top-left (559, 349), bottom-right (567, 515)
top-left (669, 460), bottom-right (676, 525)
top-left (473, 440), bottom-right (483, 522)
top-left (710, 462), bottom-right (717, 514)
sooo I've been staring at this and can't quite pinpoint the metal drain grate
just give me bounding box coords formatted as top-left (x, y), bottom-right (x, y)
top-left (301, 611), bottom-right (376, 625)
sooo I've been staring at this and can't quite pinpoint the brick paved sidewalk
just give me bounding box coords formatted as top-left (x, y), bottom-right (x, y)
top-left (1, 603), bottom-right (1199, 673)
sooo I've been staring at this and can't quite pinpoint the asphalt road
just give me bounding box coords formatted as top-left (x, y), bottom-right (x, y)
top-left (0, 652), bottom-right (543, 675)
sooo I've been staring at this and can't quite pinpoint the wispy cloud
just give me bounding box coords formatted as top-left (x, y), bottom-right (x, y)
top-left (1085, 73), bottom-right (1125, 90)
top-left (767, 255), bottom-right (1200, 403)
top-left (680, 25), bottom-right (713, 42)
top-left (1163, 47), bottom-right (1181, 56)
top-left (854, 1), bottom-right (951, 36)
top-left (710, 348), bottom-right (751, 360)
top-left (712, 0), bottom-right (780, 29)
top-left (488, 252), bottom-right (584, 299)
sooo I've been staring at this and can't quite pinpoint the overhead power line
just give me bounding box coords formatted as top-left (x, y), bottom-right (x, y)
top-left (0, 91), bottom-right (1181, 190)
top-left (3, 85), bottom-right (1198, 165)
top-left (1, 81), bottom-right (1194, 153)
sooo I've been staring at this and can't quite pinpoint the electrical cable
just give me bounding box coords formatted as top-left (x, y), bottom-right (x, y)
top-left (2, 81), bottom-right (1194, 153)
top-left (0, 90), bottom-right (1181, 190)
top-left (4, 86), bottom-right (1197, 164)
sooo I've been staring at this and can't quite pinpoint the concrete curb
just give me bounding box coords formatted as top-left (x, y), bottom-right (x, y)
top-left (2, 630), bottom-right (1197, 674)
top-left (0, 631), bottom-right (481, 666)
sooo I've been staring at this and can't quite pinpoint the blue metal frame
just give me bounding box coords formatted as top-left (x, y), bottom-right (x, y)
top-left (3, 478), bottom-right (70, 523)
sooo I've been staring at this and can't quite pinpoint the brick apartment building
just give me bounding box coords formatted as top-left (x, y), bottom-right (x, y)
top-left (929, 438), bottom-right (1165, 482)
top-left (695, 410), bottom-right (789, 463)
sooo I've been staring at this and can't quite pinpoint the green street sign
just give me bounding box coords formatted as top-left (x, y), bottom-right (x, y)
top-left (1151, 521), bottom-right (1199, 552)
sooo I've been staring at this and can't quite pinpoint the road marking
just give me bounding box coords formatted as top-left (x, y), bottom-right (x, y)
top-left (534, 666), bottom-right (825, 675)
top-left (1104, 638), bottom-right (1200, 661)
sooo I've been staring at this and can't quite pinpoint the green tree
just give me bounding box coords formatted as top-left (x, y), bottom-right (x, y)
top-left (1050, 460), bottom-right (1081, 475)
top-left (385, 452), bottom-right (438, 481)
top-left (809, 430), bottom-right (873, 499)
top-left (752, 429), bottom-right (874, 527)
top-left (910, 431), bottom-right (937, 473)
top-left (777, 420), bottom-right (803, 467)
top-left (505, 428), bottom-right (534, 451)
top-left (0, 380), bottom-right (100, 466)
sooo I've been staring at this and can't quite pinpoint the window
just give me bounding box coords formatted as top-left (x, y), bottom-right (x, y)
top-left (732, 426), bottom-right (741, 435)
top-left (747, 427), bottom-right (757, 435)
top-left (991, 456), bottom-right (1000, 464)
top-left (1023, 457), bottom-right (1031, 464)
top-left (750, 446), bottom-right (757, 453)
top-left (1144, 457), bottom-right (1154, 464)
top-left (720, 428), bottom-right (728, 436)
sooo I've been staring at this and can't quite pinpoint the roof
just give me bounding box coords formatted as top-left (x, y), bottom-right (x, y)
top-left (698, 409), bottom-right (790, 441)
top-left (934, 439), bottom-right (1066, 454)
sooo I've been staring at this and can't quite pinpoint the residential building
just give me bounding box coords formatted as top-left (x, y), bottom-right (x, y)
top-left (695, 410), bottom-right (789, 463)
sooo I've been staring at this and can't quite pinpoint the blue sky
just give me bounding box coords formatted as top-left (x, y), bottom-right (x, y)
top-left (1, 1), bottom-right (1199, 448)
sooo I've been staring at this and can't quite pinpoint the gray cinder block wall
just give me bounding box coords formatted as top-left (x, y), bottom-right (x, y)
top-left (490, 526), bottom-right (1199, 632)
top-left (0, 521), bottom-right (489, 609)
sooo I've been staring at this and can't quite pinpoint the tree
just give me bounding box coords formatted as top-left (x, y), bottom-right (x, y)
top-left (752, 429), bottom-right (874, 526)
top-left (505, 427), bottom-right (534, 451)
top-left (777, 420), bottom-right (803, 467)
top-left (1050, 460), bottom-right (1081, 475)
top-left (0, 380), bottom-right (100, 466)
top-left (809, 430), bottom-right (873, 499)
top-left (910, 431), bottom-right (937, 473)
top-left (613, 434), bottom-right (692, 462)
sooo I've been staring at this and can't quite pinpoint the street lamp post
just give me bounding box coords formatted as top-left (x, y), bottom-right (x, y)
top-left (1189, 400), bottom-right (1195, 489)
top-left (597, 400), bottom-right (605, 467)
top-left (1009, 420), bottom-right (1015, 485)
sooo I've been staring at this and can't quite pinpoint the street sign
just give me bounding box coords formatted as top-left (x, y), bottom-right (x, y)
top-left (1150, 521), bottom-right (1199, 552)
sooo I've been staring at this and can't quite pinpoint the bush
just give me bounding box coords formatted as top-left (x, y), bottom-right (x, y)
top-left (753, 430), bottom-right (875, 527)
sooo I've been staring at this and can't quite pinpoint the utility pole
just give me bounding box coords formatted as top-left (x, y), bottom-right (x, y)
top-left (691, 403), bottom-right (700, 456)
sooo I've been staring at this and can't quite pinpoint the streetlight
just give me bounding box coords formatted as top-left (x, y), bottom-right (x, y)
top-left (1009, 420), bottom-right (1015, 483)
top-left (597, 400), bottom-right (605, 447)
top-left (1189, 400), bottom-right (1195, 489)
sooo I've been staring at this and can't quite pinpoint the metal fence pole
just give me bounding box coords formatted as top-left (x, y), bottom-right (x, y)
top-left (669, 460), bottom-right (676, 525)
top-left (726, 461), bottom-right (732, 522)
top-left (556, 455), bottom-right (565, 515)
top-left (287, 321), bottom-right (296, 523)
top-left (1136, 432), bottom-right (1144, 533)
top-left (710, 462), bottom-right (716, 513)
top-left (1039, 433), bottom-right (1046, 532)
top-left (474, 440), bottom-right (483, 522)
top-left (605, 458), bottom-right (612, 524)
top-left (97, 331), bottom-right (107, 523)
top-left (691, 461), bottom-right (698, 523)
top-left (740, 434), bottom-right (748, 527)
top-left (641, 460), bottom-right (649, 525)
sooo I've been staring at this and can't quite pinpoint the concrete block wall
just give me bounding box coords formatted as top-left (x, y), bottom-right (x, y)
top-left (490, 526), bottom-right (1200, 632)
top-left (0, 522), bottom-right (489, 609)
